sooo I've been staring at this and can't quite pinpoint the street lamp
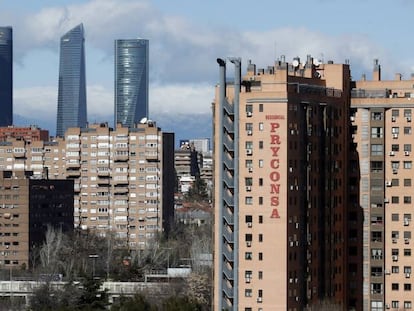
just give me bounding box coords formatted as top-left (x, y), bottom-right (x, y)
top-left (89, 254), bottom-right (99, 278)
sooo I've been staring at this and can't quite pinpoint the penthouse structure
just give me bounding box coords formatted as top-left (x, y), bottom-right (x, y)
top-left (213, 56), bottom-right (362, 310)
top-left (0, 121), bottom-right (175, 249)
top-left (351, 61), bottom-right (414, 310)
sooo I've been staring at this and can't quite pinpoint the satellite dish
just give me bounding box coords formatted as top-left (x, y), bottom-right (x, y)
top-left (139, 117), bottom-right (148, 124)
top-left (313, 59), bottom-right (321, 66)
top-left (292, 59), bottom-right (299, 68)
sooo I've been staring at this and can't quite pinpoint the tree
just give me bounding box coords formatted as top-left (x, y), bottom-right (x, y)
top-left (185, 178), bottom-right (209, 202)
top-left (162, 296), bottom-right (202, 311)
top-left (110, 293), bottom-right (155, 311)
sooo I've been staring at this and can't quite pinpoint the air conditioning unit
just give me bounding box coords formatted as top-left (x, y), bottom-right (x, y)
top-left (386, 181), bottom-right (392, 187)
top-left (384, 198), bottom-right (390, 203)
top-left (246, 149), bottom-right (253, 155)
top-left (246, 111), bottom-right (252, 117)
top-left (245, 277), bottom-right (251, 283)
top-left (289, 278), bottom-right (293, 283)
top-left (384, 269), bottom-right (391, 275)
top-left (404, 218), bottom-right (410, 226)
top-left (406, 273), bottom-right (411, 278)
top-left (407, 117), bottom-right (412, 122)
top-left (393, 133), bottom-right (398, 139)
top-left (405, 238), bottom-right (410, 244)
top-left (405, 151), bottom-right (410, 156)
top-left (247, 222), bottom-right (252, 228)
top-left (392, 238), bottom-right (397, 243)
top-left (391, 116), bottom-right (396, 122)
top-left (246, 241), bottom-right (252, 247)
top-left (393, 169), bottom-right (398, 174)
top-left (350, 116), bottom-right (355, 122)
top-left (257, 297), bottom-right (263, 303)
top-left (385, 303), bottom-right (390, 309)
top-left (392, 255), bottom-right (398, 261)
top-left (247, 130), bottom-right (253, 136)
top-left (248, 167), bottom-right (253, 173)
top-left (389, 151), bottom-right (395, 156)
top-left (246, 186), bottom-right (252, 192)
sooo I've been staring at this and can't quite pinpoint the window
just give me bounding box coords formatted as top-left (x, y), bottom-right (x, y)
top-left (259, 104), bottom-right (263, 112)
top-left (404, 196), bottom-right (412, 204)
top-left (371, 127), bottom-right (383, 138)
top-left (405, 179), bottom-right (412, 187)
top-left (404, 161), bottom-right (412, 169)
top-left (392, 179), bottom-right (399, 186)
top-left (371, 248), bottom-right (383, 260)
top-left (404, 301), bottom-right (412, 309)
top-left (245, 234), bottom-right (252, 242)
top-left (246, 141), bottom-right (253, 150)
top-left (405, 284), bottom-right (412, 291)
top-left (392, 213), bottom-right (399, 221)
top-left (246, 105), bottom-right (253, 114)
top-left (392, 266), bottom-right (399, 273)
top-left (392, 196), bottom-right (399, 204)
top-left (258, 216), bottom-right (263, 224)
top-left (259, 178), bottom-right (263, 186)
top-left (392, 283), bottom-right (399, 290)
top-left (258, 271), bottom-right (263, 279)
top-left (258, 252), bottom-right (263, 261)
top-left (259, 122), bottom-right (264, 131)
top-left (405, 109), bottom-right (412, 118)
top-left (245, 252), bottom-right (252, 260)
top-left (371, 231), bottom-right (382, 242)
top-left (245, 289), bottom-right (252, 297)
top-left (391, 231), bottom-right (399, 239)
top-left (372, 112), bottom-right (383, 121)
top-left (246, 123), bottom-right (253, 132)
top-left (258, 234), bottom-right (263, 242)
top-left (245, 215), bottom-right (252, 224)
top-left (371, 283), bottom-right (383, 294)
top-left (258, 197), bottom-right (263, 205)
top-left (404, 266), bottom-right (412, 274)
top-left (259, 141), bottom-right (263, 149)
top-left (405, 249), bottom-right (412, 256)
top-left (371, 301), bottom-right (383, 311)
top-left (259, 160), bottom-right (264, 168)
top-left (405, 127), bottom-right (412, 135)
top-left (245, 197), bottom-right (253, 205)
top-left (392, 161), bottom-right (400, 170)
top-left (392, 109), bottom-right (400, 117)
top-left (371, 161), bottom-right (383, 172)
top-left (392, 144), bottom-right (400, 151)
top-left (392, 127), bottom-right (400, 134)
top-left (405, 144), bottom-right (412, 152)
top-left (371, 144), bottom-right (383, 156)
top-left (245, 178), bottom-right (253, 186)
top-left (392, 301), bottom-right (399, 309)
top-left (246, 159), bottom-right (253, 168)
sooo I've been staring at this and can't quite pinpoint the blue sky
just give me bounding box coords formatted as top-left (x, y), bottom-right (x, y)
top-left (1, 0), bottom-right (414, 140)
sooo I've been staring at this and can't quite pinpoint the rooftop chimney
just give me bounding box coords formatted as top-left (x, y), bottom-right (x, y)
top-left (373, 59), bottom-right (381, 81)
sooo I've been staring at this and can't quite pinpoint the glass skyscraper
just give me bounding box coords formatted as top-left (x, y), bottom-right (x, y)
top-left (0, 27), bottom-right (13, 126)
top-left (114, 39), bottom-right (149, 128)
top-left (56, 24), bottom-right (87, 137)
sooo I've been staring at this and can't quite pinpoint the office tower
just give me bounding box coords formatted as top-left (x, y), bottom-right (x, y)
top-left (0, 26), bottom-right (13, 126)
top-left (56, 24), bottom-right (87, 137)
top-left (0, 170), bottom-right (73, 269)
top-left (0, 121), bottom-right (174, 249)
top-left (213, 56), bottom-right (362, 310)
top-left (351, 61), bottom-right (414, 310)
top-left (114, 39), bottom-right (149, 128)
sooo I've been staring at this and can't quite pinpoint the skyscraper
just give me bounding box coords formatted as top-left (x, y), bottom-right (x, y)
top-left (0, 26), bottom-right (13, 127)
top-left (114, 39), bottom-right (149, 128)
top-left (56, 24), bottom-right (87, 137)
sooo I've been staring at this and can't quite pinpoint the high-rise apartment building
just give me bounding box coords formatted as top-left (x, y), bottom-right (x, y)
top-left (0, 121), bottom-right (174, 249)
top-left (0, 26), bottom-right (13, 127)
top-left (114, 39), bottom-right (149, 128)
top-left (351, 61), bottom-right (414, 310)
top-left (56, 24), bottom-right (87, 137)
top-left (213, 56), bottom-right (362, 310)
top-left (0, 170), bottom-right (73, 269)
top-left (0, 125), bottom-right (49, 142)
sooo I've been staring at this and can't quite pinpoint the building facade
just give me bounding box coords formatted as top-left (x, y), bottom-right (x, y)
top-left (56, 24), bottom-right (87, 137)
top-left (0, 170), bottom-right (73, 269)
top-left (0, 126), bottom-right (49, 142)
top-left (0, 26), bottom-right (12, 127)
top-left (0, 122), bottom-right (174, 249)
top-left (213, 56), bottom-right (362, 310)
top-left (114, 39), bottom-right (149, 128)
top-left (351, 61), bottom-right (414, 310)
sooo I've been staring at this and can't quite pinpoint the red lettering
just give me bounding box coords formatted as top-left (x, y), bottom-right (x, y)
top-left (270, 146), bottom-right (280, 157)
top-left (270, 123), bottom-right (280, 132)
top-left (270, 134), bottom-right (281, 145)
top-left (269, 171), bottom-right (280, 182)
top-left (270, 208), bottom-right (280, 218)
top-left (270, 159), bottom-right (280, 169)
top-left (270, 196), bottom-right (279, 206)
top-left (270, 184), bottom-right (280, 194)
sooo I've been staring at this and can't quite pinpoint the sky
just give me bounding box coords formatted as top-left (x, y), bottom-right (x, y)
top-left (1, 0), bottom-right (414, 143)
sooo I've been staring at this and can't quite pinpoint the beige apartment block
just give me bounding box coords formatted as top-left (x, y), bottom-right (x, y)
top-left (213, 56), bottom-right (362, 310)
top-left (0, 122), bottom-right (174, 250)
top-left (351, 60), bottom-right (414, 310)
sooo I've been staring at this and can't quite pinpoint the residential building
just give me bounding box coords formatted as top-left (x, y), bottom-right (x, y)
top-left (0, 26), bottom-right (12, 127)
top-left (0, 125), bottom-right (49, 142)
top-left (213, 56), bottom-right (362, 310)
top-left (0, 121), bottom-right (174, 249)
top-left (351, 60), bottom-right (414, 310)
top-left (56, 24), bottom-right (87, 137)
top-left (114, 39), bottom-right (149, 128)
top-left (0, 170), bottom-right (73, 269)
